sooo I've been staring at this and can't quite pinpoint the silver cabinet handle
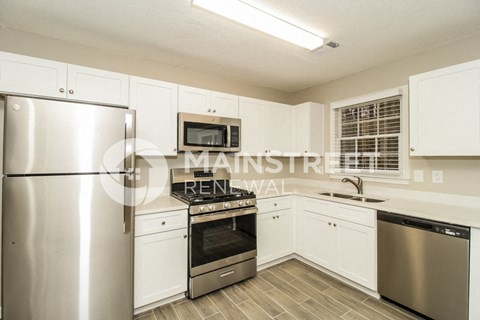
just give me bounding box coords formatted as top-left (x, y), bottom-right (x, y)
top-left (183, 235), bottom-right (187, 239)
top-left (328, 222), bottom-right (332, 226)
top-left (161, 221), bottom-right (166, 225)
top-left (273, 216), bottom-right (276, 220)
top-left (173, 147), bottom-right (177, 152)
top-left (208, 108), bottom-right (212, 112)
top-left (305, 150), bottom-right (308, 153)
top-left (59, 88), bottom-right (65, 93)
top-left (334, 223), bottom-right (337, 227)
top-left (276, 215), bottom-right (279, 218)
top-left (213, 109), bottom-right (216, 113)
top-left (220, 269), bottom-right (235, 278)
top-left (68, 89), bottom-right (74, 94)
top-left (274, 203), bottom-right (277, 206)
top-left (410, 147), bottom-right (415, 152)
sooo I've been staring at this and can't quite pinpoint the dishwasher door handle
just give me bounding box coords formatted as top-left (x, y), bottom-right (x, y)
top-left (403, 219), bottom-right (433, 230)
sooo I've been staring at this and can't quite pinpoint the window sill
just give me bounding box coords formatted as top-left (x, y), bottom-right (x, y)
top-left (329, 174), bottom-right (410, 185)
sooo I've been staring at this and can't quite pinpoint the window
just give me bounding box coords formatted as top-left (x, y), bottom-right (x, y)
top-left (330, 87), bottom-right (408, 180)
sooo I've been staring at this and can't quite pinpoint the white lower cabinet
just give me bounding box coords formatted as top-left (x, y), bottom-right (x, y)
top-left (257, 197), bottom-right (294, 266)
top-left (297, 197), bottom-right (376, 290)
top-left (134, 210), bottom-right (188, 308)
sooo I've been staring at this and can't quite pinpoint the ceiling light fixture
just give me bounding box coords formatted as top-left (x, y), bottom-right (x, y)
top-left (192, 0), bottom-right (324, 51)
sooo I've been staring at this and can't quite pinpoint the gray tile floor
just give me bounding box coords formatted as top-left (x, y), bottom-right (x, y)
top-left (135, 259), bottom-right (425, 320)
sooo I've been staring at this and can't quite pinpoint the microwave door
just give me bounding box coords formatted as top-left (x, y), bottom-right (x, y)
top-left (184, 122), bottom-right (227, 148)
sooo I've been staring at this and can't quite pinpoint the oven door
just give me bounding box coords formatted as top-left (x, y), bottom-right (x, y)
top-left (189, 207), bottom-right (257, 276)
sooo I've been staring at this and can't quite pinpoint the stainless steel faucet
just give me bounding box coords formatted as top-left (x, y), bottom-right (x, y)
top-left (342, 176), bottom-right (363, 194)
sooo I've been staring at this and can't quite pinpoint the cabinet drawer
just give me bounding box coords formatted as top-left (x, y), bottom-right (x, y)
top-left (337, 205), bottom-right (375, 227)
top-left (302, 198), bottom-right (336, 218)
top-left (135, 210), bottom-right (188, 236)
top-left (257, 196), bottom-right (292, 214)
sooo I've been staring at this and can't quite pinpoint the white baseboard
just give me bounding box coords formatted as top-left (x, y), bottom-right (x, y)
top-left (134, 293), bottom-right (186, 315)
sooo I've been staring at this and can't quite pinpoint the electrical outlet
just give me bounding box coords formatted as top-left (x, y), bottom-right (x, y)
top-left (432, 170), bottom-right (443, 184)
top-left (413, 170), bottom-right (424, 182)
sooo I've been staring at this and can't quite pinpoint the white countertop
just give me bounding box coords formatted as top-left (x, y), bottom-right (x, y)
top-left (134, 182), bottom-right (480, 228)
top-left (135, 196), bottom-right (188, 216)
top-left (256, 184), bottom-right (480, 228)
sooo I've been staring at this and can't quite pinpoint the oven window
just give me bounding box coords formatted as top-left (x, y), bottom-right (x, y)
top-left (184, 122), bottom-right (227, 147)
top-left (191, 214), bottom-right (256, 269)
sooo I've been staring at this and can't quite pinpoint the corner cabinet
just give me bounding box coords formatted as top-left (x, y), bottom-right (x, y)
top-left (292, 102), bottom-right (324, 156)
top-left (130, 77), bottom-right (178, 156)
top-left (409, 59), bottom-right (480, 156)
top-left (0, 51), bottom-right (129, 106)
top-left (256, 197), bottom-right (294, 266)
top-left (297, 197), bottom-right (376, 290)
top-left (178, 85), bottom-right (239, 118)
top-left (239, 97), bottom-right (293, 156)
top-left (134, 209), bottom-right (188, 309)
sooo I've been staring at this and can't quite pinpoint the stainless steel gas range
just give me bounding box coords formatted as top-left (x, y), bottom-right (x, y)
top-left (171, 168), bottom-right (257, 299)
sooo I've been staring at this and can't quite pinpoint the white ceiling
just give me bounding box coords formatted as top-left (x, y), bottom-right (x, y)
top-left (1, 0), bottom-right (479, 92)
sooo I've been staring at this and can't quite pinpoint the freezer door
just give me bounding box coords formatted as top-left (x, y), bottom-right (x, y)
top-left (4, 96), bottom-right (135, 175)
top-left (2, 174), bottom-right (133, 320)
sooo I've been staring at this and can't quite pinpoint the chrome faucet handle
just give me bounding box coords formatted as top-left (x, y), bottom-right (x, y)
top-left (353, 176), bottom-right (364, 194)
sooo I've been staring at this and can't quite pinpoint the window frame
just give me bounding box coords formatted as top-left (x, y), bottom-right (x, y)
top-left (328, 86), bottom-right (410, 184)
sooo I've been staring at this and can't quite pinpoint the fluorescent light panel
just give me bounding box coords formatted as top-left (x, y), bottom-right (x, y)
top-left (192, 0), bottom-right (324, 50)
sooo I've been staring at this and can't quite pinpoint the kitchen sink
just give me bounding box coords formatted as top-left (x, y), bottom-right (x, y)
top-left (318, 192), bottom-right (386, 203)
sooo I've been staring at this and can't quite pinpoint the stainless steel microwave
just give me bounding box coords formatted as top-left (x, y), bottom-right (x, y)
top-left (178, 112), bottom-right (241, 152)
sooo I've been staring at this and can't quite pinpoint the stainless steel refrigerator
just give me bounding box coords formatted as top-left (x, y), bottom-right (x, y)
top-left (2, 96), bottom-right (135, 320)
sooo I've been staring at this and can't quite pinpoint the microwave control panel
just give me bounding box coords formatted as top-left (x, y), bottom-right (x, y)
top-left (230, 126), bottom-right (240, 148)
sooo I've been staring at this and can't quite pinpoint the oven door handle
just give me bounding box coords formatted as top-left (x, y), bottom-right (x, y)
top-left (191, 207), bottom-right (258, 224)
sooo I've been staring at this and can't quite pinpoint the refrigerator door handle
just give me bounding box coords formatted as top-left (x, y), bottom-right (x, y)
top-left (124, 173), bottom-right (135, 234)
top-left (124, 110), bottom-right (136, 173)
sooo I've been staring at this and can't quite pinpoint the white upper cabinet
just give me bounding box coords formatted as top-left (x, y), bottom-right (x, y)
top-left (0, 51), bottom-right (67, 99)
top-left (67, 64), bottom-right (129, 106)
top-left (130, 77), bottom-right (178, 156)
top-left (292, 102), bottom-right (324, 156)
top-left (178, 85), bottom-right (239, 118)
top-left (239, 97), bottom-right (293, 156)
top-left (0, 51), bottom-right (129, 106)
top-left (410, 59), bottom-right (480, 156)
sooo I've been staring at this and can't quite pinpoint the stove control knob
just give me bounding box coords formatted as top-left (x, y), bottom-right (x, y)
top-left (207, 204), bottom-right (214, 211)
top-left (238, 200), bottom-right (245, 206)
top-left (224, 202), bottom-right (231, 209)
top-left (199, 206), bottom-right (206, 212)
top-left (246, 200), bottom-right (252, 206)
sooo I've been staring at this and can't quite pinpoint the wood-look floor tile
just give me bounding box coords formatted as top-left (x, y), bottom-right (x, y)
top-left (274, 312), bottom-right (296, 320)
top-left (153, 303), bottom-right (179, 320)
top-left (172, 300), bottom-right (203, 320)
top-left (191, 295), bottom-right (219, 318)
top-left (249, 275), bottom-right (275, 292)
top-left (301, 273), bottom-right (330, 292)
top-left (134, 312), bottom-right (156, 320)
top-left (325, 288), bottom-right (389, 320)
top-left (265, 288), bottom-right (321, 320)
top-left (307, 271), bottom-right (368, 302)
top-left (279, 262), bottom-right (310, 279)
top-left (208, 290), bottom-right (249, 320)
top-left (222, 284), bottom-right (249, 304)
top-left (205, 313), bottom-right (227, 320)
top-left (300, 298), bottom-right (343, 320)
top-left (289, 279), bottom-right (350, 316)
top-left (268, 266), bottom-right (296, 282)
top-left (134, 310), bottom-right (155, 319)
top-left (237, 299), bottom-right (272, 320)
top-left (260, 271), bottom-right (309, 303)
top-left (362, 298), bottom-right (422, 320)
top-left (237, 280), bottom-right (285, 317)
top-left (342, 310), bottom-right (369, 320)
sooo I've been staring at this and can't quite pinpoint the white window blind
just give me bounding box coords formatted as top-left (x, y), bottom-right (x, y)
top-left (332, 95), bottom-right (402, 175)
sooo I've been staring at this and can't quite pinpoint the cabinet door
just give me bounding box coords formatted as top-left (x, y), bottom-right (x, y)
top-left (239, 97), bottom-right (266, 155)
top-left (410, 61), bottom-right (480, 155)
top-left (264, 102), bottom-right (293, 154)
top-left (211, 91), bottom-right (239, 117)
top-left (301, 211), bottom-right (336, 270)
top-left (0, 51), bottom-right (67, 99)
top-left (275, 209), bottom-right (294, 258)
top-left (336, 220), bottom-right (375, 290)
top-left (257, 212), bottom-right (275, 266)
top-left (134, 228), bottom-right (188, 308)
top-left (178, 85), bottom-right (210, 115)
top-left (67, 64), bottom-right (129, 106)
top-left (293, 102), bottom-right (324, 156)
top-left (130, 77), bottom-right (178, 156)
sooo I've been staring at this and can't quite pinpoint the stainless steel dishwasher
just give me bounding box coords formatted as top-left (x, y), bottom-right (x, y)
top-left (377, 211), bottom-right (470, 320)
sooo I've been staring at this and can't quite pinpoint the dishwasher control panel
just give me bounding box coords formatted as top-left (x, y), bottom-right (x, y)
top-left (436, 226), bottom-right (469, 238)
